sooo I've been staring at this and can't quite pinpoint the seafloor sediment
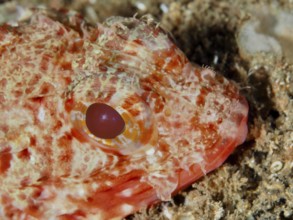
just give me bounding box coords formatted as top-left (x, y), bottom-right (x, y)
top-left (0, 0), bottom-right (292, 219)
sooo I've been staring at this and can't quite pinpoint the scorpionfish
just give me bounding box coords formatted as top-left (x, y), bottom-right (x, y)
top-left (0, 9), bottom-right (248, 220)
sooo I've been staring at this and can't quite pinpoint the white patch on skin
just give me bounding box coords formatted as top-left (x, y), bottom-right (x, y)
top-left (120, 204), bottom-right (134, 214)
top-left (219, 119), bottom-right (237, 139)
top-left (157, 150), bottom-right (163, 157)
top-left (146, 147), bottom-right (155, 155)
top-left (119, 188), bottom-right (133, 197)
top-left (105, 181), bottom-right (113, 186)
top-left (179, 152), bottom-right (204, 171)
top-left (91, 182), bottom-right (100, 191)
top-left (77, 187), bottom-right (85, 197)
top-left (146, 148), bottom-right (159, 164)
top-left (38, 106), bottom-right (45, 122)
top-left (30, 155), bottom-right (36, 164)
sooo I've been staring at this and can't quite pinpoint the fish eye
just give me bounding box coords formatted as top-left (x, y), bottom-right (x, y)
top-left (85, 103), bottom-right (125, 139)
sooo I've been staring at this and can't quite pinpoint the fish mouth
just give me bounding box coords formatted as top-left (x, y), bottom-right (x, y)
top-left (176, 95), bottom-right (249, 193)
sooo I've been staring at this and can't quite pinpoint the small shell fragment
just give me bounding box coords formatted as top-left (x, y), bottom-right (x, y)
top-left (270, 161), bottom-right (283, 173)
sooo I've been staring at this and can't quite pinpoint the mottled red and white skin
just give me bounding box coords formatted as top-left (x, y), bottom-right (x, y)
top-left (0, 9), bottom-right (248, 220)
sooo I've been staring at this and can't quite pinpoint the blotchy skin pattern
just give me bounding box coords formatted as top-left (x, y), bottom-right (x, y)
top-left (0, 9), bottom-right (248, 220)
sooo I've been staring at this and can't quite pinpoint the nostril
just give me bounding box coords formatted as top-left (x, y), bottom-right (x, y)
top-left (85, 103), bottom-right (125, 139)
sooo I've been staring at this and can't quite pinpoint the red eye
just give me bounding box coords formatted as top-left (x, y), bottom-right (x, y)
top-left (85, 103), bottom-right (125, 139)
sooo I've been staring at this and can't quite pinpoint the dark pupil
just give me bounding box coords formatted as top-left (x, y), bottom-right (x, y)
top-left (85, 103), bottom-right (125, 139)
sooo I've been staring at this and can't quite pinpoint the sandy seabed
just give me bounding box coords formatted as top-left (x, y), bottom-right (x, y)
top-left (0, 0), bottom-right (292, 219)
